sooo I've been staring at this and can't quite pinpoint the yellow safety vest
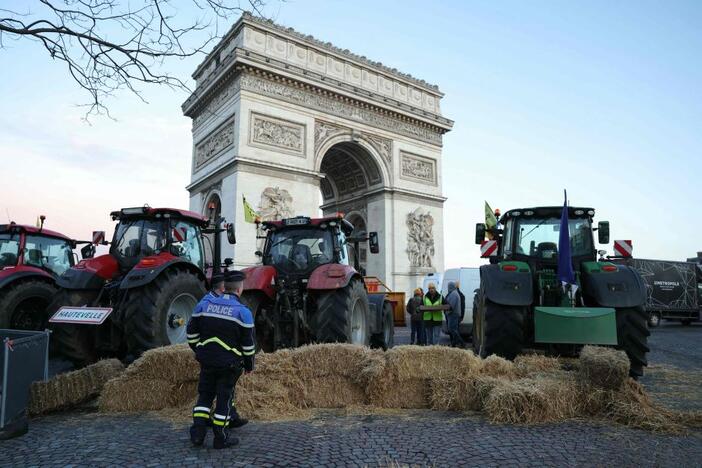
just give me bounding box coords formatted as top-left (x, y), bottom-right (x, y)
top-left (423, 295), bottom-right (443, 322)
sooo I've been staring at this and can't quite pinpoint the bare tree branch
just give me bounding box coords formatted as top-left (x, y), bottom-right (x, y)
top-left (0, 0), bottom-right (270, 119)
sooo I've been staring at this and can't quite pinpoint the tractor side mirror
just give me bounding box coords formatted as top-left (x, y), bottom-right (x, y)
top-left (368, 232), bottom-right (379, 254)
top-left (254, 250), bottom-right (263, 257)
top-left (226, 223), bottom-right (236, 245)
top-left (597, 221), bottom-right (610, 244)
top-left (81, 243), bottom-right (96, 259)
top-left (475, 223), bottom-right (486, 245)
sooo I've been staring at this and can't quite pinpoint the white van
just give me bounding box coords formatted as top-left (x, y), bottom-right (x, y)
top-left (441, 267), bottom-right (481, 338)
top-left (421, 272), bottom-right (443, 294)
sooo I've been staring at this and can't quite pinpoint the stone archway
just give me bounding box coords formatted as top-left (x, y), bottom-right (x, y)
top-left (183, 13), bottom-right (453, 294)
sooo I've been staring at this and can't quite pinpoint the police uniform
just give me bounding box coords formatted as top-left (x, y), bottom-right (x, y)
top-left (186, 270), bottom-right (255, 449)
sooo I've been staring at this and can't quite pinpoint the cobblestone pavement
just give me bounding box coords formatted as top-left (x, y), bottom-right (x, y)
top-left (2, 322), bottom-right (700, 467)
top-left (2, 410), bottom-right (701, 467)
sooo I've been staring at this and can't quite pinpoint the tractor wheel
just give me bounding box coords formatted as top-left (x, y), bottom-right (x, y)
top-left (0, 279), bottom-right (56, 330)
top-left (615, 306), bottom-right (650, 378)
top-left (124, 269), bottom-right (206, 359)
top-left (647, 312), bottom-right (661, 328)
top-left (48, 289), bottom-right (99, 367)
top-left (240, 292), bottom-right (274, 352)
top-left (472, 293), bottom-right (525, 360)
top-left (370, 301), bottom-right (394, 350)
top-left (313, 279), bottom-right (370, 346)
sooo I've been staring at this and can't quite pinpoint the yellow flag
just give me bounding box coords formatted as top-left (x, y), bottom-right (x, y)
top-left (243, 196), bottom-right (259, 223)
top-left (485, 201), bottom-right (498, 229)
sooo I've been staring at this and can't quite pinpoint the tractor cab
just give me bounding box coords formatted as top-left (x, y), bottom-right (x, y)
top-left (0, 223), bottom-right (75, 276)
top-left (260, 215), bottom-right (354, 276)
top-left (106, 207), bottom-right (209, 273)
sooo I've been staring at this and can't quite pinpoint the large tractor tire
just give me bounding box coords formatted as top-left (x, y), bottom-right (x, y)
top-left (240, 291), bottom-right (274, 352)
top-left (472, 293), bottom-right (525, 360)
top-left (48, 289), bottom-right (99, 367)
top-left (615, 306), bottom-right (650, 378)
top-left (313, 279), bottom-right (370, 346)
top-left (0, 279), bottom-right (56, 330)
top-left (124, 269), bottom-right (206, 359)
top-left (370, 301), bottom-right (394, 350)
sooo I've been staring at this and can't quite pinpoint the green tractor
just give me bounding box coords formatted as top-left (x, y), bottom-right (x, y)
top-left (472, 206), bottom-right (650, 377)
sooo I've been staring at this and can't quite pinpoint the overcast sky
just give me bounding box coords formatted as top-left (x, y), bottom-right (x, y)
top-left (1, 0), bottom-right (700, 267)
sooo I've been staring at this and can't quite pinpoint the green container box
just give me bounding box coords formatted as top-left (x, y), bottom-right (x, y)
top-left (534, 307), bottom-right (618, 345)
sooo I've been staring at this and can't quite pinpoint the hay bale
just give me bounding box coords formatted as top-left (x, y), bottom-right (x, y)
top-left (480, 355), bottom-right (517, 378)
top-left (303, 376), bottom-right (367, 407)
top-left (578, 346), bottom-right (629, 390)
top-left (483, 379), bottom-right (549, 424)
top-left (123, 344), bottom-right (199, 383)
top-left (514, 354), bottom-right (561, 377)
top-left (602, 380), bottom-right (684, 432)
top-left (99, 378), bottom-right (179, 412)
top-left (29, 359), bottom-right (124, 415)
top-left (430, 376), bottom-right (501, 411)
top-left (292, 343), bottom-right (379, 380)
top-left (368, 346), bottom-right (481, 408)
top-left (235, 372), bottom-right (308, 421)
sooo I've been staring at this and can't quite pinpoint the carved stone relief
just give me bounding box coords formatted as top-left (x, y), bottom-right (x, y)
top-left (192, 78), bottom-right (238, 128)
top-left (240, 74), bottom-right (442, 145)
top-left (195, 117), bottom-right (235, 168)
top-left (364, 133), bottom-right (392, 164)
top-left (259, 187), bottom-right (294, 221)
top-left (406, 207), bottom-right (434, 268)
top-left (400, 151), bottom-right (437, 185)
top-left (250, 112), bottom-right (305, 155)
top-left (314, 120), bottom-right (347, 151)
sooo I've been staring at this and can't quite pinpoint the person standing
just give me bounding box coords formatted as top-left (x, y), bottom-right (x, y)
top-left (423, 283), bottom-right (444, 345)
top-left (187, 270), bottom-right (255, 449)
top-left (445, 281), bottom-right (465, 348)
top-left (455, 281), bottom-right (466, 323)
top-left (406, 288), bottom-right (425, 345)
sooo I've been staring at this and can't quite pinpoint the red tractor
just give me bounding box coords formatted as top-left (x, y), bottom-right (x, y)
top-left (48, 206), bottom-right (234, 365)
top-left (0, 219), bottom-right (76, 330)
top-left (241, 214), bottom-right (394, 351)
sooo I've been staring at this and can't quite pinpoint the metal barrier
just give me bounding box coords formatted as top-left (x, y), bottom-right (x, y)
top-left (0, 329), bottom-right (50, 438)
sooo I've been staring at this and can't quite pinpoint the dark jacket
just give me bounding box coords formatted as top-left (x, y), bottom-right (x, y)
top-left (457, 288), bottom-right (466, 320)
top-left (407, 295), bottom-right (423, 322)
top-left (186, 292), bottom-right (256, 371)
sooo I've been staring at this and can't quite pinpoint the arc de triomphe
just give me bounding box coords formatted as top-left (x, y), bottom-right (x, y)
top-left (183, 13), bottom-right (453, 295)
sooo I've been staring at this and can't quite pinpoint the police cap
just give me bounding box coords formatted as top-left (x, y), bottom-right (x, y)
top-left (224, 270), bottom-right (246, 282)
top-left (211, 273), bottom-right (224, 285)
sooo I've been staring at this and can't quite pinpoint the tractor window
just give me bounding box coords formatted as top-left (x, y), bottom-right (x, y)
top-left (171, 221), bottom-right (204, 269)
top-left (264, 227), bottom-right (334, 272)
top-left (0, 233), bottom-right (20, 267)
top-left (515, 217), bottom-right (593, 259)
top-left (337, 230), bottom-right (349, 266)
top-left (113, 219), bottom-right (167, 259)
top-left (24, 235), bottom-right (73, 276)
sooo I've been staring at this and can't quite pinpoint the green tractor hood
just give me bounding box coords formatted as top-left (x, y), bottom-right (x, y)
top-left (534, 307), bottom-right (617, 345)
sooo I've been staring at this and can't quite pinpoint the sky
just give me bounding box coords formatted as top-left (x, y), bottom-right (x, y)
top-left (1, 0), bottom-right (701, 268)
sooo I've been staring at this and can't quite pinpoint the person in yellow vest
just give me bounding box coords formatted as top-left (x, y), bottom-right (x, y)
top-left (423, 283), bottom-right (444, 345)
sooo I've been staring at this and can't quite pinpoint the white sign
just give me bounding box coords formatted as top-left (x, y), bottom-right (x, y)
top-left (49, 307), bottom-right (113, 325)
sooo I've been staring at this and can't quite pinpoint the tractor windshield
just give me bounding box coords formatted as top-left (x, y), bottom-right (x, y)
top-left (264, 227), bottom-right (335, 273)
top-left (112, 219), bottom-right (167, 264)
top-left (509, 217), bottom-right (593, 259)
top-left (0, 233), bottom-right (20, 267)
top-left (23, 235), bottom-right (74, 276)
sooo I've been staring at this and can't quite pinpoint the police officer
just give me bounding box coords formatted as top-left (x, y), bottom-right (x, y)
top-left (187, 270), bottom-right (255, 449)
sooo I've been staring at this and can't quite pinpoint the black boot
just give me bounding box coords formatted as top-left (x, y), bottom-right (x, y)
top-left (189, 425), bottom-right (207, 447)
top-left (228, 417), bottom-right (248, 429)
top-left (213, 434), bottom-right (239, 449)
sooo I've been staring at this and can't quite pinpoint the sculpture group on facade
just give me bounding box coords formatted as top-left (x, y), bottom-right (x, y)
top-left (259, 187), bottom-right (294, 221)
top-left (406, 207), bottom-right (435, 268)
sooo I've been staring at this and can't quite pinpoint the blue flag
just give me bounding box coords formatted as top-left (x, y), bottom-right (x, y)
top-left (557, 190), bottom-right (576, 286)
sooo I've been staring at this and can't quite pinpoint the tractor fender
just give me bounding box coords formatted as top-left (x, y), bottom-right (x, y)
top-left (581, 264), bottom-right (646, 308)
top-left (479, 263), bottom-right (533, 306)
top-left (367, 293), bottom-right (387, 335)
top-left (307, 264), bottom-right (361, 291)
top-left (120, 254), bottom-right (205, 290)
top-left (0, 267), bottom-right (54, 290)
top-left (57, 254), bottom-right (119, 289)
top-left (242, 266), bottom-right (277, 300)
